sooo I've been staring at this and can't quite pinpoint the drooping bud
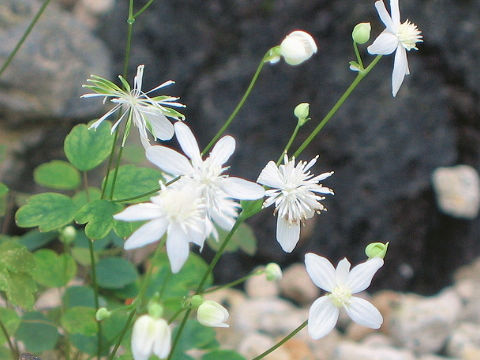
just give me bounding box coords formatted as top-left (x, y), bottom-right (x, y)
top-left (60, 225), bottom-right (76, 245)
top-left (265, 263), bottom-right (283, 281)
top-left (131, 315), bottom-right (171, 360)
top-left (95, 307), bottom-right (111, 321)
top-left (365, 242), bottom-right (389, 259)
top-left (197, 300), bottom-right (229, 328)
top-left (352, 22), bottom-right (371, 44)
top-left (279, 31), bottom-right (318, 66)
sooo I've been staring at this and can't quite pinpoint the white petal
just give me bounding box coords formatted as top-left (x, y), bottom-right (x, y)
top-left (124, 219), bottom-right (167, 250)
top-left (131, 315), bottom-right (155, 360)
top-left (374, 0), bottom-right (395, 32)
top-left (209, 135), bottom-right (235, 166)
top-left (134, 65), bottom-right (145, 92)
top-left (221, 177), bottom-right (265, 200)
top-left (152, 319), bottom-right (171, 358)
top-left (367, 31), bottom-right (399, 55)
top-left (346, 257), bottom-right (384, 293)
top-left (166, 224), bottom-right (191, 273)
top-left (144, 109), bottom-right (174, 140)
top-left (392, 45), bottom-right (408, 97)
top-left (257, 161), bottom-right (284, 188)
top-left (210, 203), bottom-right (236, 231)
top-left (344, 297), bottom-right (383, 329)
top-left (305, 253), bottom-right (336, 292)
top-left (308, 296), bottom-right (339, 340)
top-left (276, 217), bottom-right (300, 253)
top-left (335, 258), bottom-right (351, 285)
top-left (390, 0), bottom-right (400, 27)
top-left (146, 145), bottom-right (193, 176)
top-left (114, 203), bottom-right (163, 221)
top-left (174, 122), bottom-right (202, 165)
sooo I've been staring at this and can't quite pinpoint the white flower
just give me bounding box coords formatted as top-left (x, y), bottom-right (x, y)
top-left (270, 31), bottom-right (318, 66)
top-left (114, 181), bottom-right (206, 273)
top-left (257, 155), bottom-right (333, 253)
top-left (305, 253), bottom-right (384, 339)
top-left (146, 122), bottom-right (265, 239)
top-left (367, 0), bottom-right (423, 97)
top-left (197, 300), bottom-right (230, 328)
top-left (131, 314), bottom-right (171, 360)
top-left (82, 65), bottom-right (185, 146)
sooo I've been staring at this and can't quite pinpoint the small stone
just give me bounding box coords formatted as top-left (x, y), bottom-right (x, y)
top-left (431, 165), bottom-right (480, 219)
top-left (238, 332), bottom-right (290, 360)
top-left (332, 342), bottom-right (415, 360)
top-left (417, 355), bottom-right (459, 360)
top-left (361, 333), bottom-right (393, 347)
top-left (279, 263), bottom-right (319, 305)
top-left (446, 323), bottom-right (480, 358)
top-left (245, 271), bottom-right (279, 298)
top-left (462, 347), bottom-right (480, 360)
top-left (280, 338), bottom-right (314, 360)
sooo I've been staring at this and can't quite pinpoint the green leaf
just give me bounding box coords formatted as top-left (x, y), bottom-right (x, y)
top-left (0, 308), bottom-right (20, 345)
top-left (75, 200), bottom-right (123, 240)
top-left (15, 312), bottom-right (59, 353)
top-left (96, 257), bottom-right (138, 289)
top-left (0, 182), bottom-right (8, 217)
top-left (0, 241), bottom-right (35, 274)
top-left (72, 187), bottom-right (102, 210)
top-left (63, 286), bottom-right (96, 308)
top-left (202, 350), bottom-right (246, 360)
top-left (16, 193), bottom-right (77, 232)
top-left (102, 311), bottom-right (129, 342)
top-left (102, 165), bottom-right (163, 202)
top-left (18, 230), bottom-right (57, 251)
top-left (0, 183), bottom-right (8, 197)
top-left (171, 320), bottom-right (217, 355)
top-left (207, 223), bottom-right (257, 256)
top-left (113, 220), bottom-right (143, 239)
top-left (33, 160), bottom-right (81, 190)
top-left (73, 230), bottom-right (110, 251)
top-left (61, 306), bottom-right (97, 336)
top-left (71, 247), bottom-right (97, 267)
top-left (32, 249), bottom-right (76, 287)
top-left (64, 121), bottom-right (114, 171)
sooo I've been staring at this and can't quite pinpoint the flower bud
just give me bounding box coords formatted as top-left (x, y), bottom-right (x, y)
top-left (197, 300), bottom-right (229, 328)
top-left (147, 301), bottom-right (164, 319)
top-left (60, 226), bottom-right (76, 245)
top-left (95, 307), bottom-right (111, 321)
top-left (365, 242), bottom-right (389, 259)
top-left (191, 294), bottom-right (204, 308)
top-left (352, 22), bottom-right (371, 44)
top-left (265, 263), bottom-right (282, 281)
top-left (294, 103), bottom-right (310, 121)
top-left (279, 31), bottom-right (317, 66)
top-left (131, 315), bottom-right (171, 360)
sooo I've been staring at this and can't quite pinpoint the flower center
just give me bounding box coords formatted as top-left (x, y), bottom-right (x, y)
top-left (329, 285), bottom-right (352, 308)
top-left (161, 186), bottom-right (202, 223)
top-left (397, 20), bottom-right (423, 51)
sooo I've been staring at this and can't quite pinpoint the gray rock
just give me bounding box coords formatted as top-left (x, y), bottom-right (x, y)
top-left (446, 323), bottom-right (480, 358)
top-left (389, 289), bottom-right (461, 355)
top-left (332, 342), bottom-right (415, 360)
top-left (0, 0), bottom-right (111, 122)
top-left (279, 263), bottom-right (319, 305)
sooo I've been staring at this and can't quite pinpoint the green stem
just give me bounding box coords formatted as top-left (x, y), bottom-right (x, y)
top-left (0, 319), bottom-right (17, 359)
top-left (88, 239), bottom-right (102, 360)
top-left (166, 308), bottom-right (191, 360)
top-left (0, 0), bottom-right (51, 78)
top-left (101, 129), bottom-right (119, 199)
top-left (293, 55), bottom-right (382, 158)
top-left (277, 122), bottom-right (301, 164)
top-left (134, 0), bottom-right (157, 18)
top-left (109, 125), bottom-right (126, 200)
top-left (107, 308), bottom-right (136, 360)
top-left (353, 41), bottom-right (364, 69)
top-left (122, 0), bottom-right (135, 80)
top-left (252, 320), bottom-right (307, 360)
top-left (113, 175), bottom-right (181, 203)
top-left (202, 269), bottom-right (263, 294)
top-left (201, 53), bottom-right (268, 155)
top-left (167, 308), bottom-right (186, 324)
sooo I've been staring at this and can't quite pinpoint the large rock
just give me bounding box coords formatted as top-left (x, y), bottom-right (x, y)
top-left (0, 0), bottom-right (111, 122)
top-left (332, 342), bottom-right (415, 360)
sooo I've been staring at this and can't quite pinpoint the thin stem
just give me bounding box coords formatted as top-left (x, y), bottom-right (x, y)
top-left (202, 269), bottom-right (263, 294)
top-left (88, 239), bottom-right (102, 359)
top-left (107, 308), bottom-right (136, 360)
top-left (252, 320), bottom-right (307, 360)
top-left (167, 308), bottom-right (186, 324)
top-left (134, 0), bottom-right (156, 18)
top-left (83, 171), bottom-right (90, 202)
top-left (101, 129), bottom-right (119, 199)
top-left (353, 41), bottom-right (364, 69)
top-left (113, 175), bottom-right (180, 203)
top-left (0, 0), bottom-right (51, 78)
top-left (0, 318), bottom-right (17, 359)
top-left (108, 141), bottom-right (125, 200)
top-left (122, 0), bottom-right (135, 80)
top-left (166, 308), bottom-right (191, 360)
top-left (277, 122), bottom-right (301, 165)
top-left (201, 54), bottom-right (268, 155)
top-left (293, 55), bottom-right (382, 158)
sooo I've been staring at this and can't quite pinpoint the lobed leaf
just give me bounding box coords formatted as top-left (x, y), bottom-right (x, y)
top-left (75, 200), bottom-right (123, 240)
top-left (33, 160), bottom-right (81, 190)
top-left (15, 312), bottom-right (59, 353)
top-left (95, 257), bottom-right (138, 289)
top-left (32, 249), bottom-right (76, 288)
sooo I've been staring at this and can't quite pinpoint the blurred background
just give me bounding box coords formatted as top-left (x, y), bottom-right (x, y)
top-left (1, 0), bottom-right (480, 295)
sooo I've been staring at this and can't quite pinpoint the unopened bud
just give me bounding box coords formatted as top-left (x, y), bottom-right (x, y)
top-left (60, 226), bottom-right (76, 245)
top-left (148, 301), bottom-right (164, 319)
top-left (365, 242), bottom-right (389, 259)
top-left (265, 263), bottom-right (282, 281)
top-left (190, 295), bottom-right (204, 308)
top-left (352, 23), bottom-right (371, 44)
top-left (197, 300), bottom-right (229, 328)
top-left (95, 307), bottom-right (111, 321)
top-left (294, 103), bottom-right (310, 124)
top-left (279, 31), bottom-right (317, 66)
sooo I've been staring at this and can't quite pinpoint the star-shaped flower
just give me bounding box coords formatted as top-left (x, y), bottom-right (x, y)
top-left (146, 122), bottom-right (265, 239)
top-left (114, 181), bottom-right (206, 273)
top-left (82, 65), bottom-right (185, 146)
top-left (305, 253), bottom-right (384, 339)
top-left (257, 155), bottom-right (333, 252)
top-left (367, 0), bottom-right (422, 96)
